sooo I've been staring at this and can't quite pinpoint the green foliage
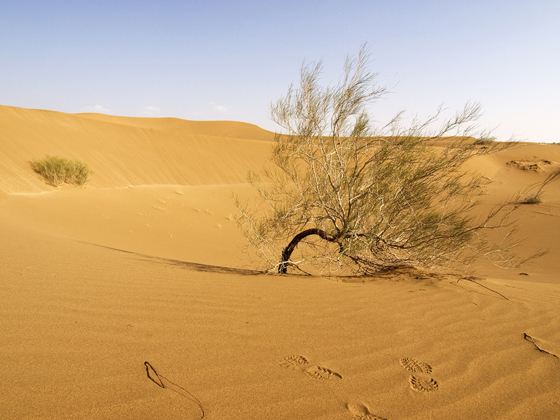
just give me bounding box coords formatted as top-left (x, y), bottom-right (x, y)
top-left (516, 196), bottom-right (541, 205)
top-left (31, 156), bottom-right (90, 186)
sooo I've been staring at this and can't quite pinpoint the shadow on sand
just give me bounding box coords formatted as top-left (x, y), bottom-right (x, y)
top-left (81, 242), bottom-right (265, 276)
top-left (81, 242), bottom-right (477, 290)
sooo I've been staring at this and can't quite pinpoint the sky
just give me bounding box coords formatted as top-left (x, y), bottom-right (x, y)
top-left (1, 0), bottom-right (558, 142)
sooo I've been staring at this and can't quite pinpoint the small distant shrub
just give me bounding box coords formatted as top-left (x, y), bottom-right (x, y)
top-left (515, 169), bottom-right (560, 205)
top-left (31, 156), bottom-right (90, 186)
top-left (516, 196), bottom-right (541, 205)
top-left (473, 137), bottom-right (496, 146)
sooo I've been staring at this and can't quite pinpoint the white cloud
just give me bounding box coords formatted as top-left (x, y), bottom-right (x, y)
top-left (210, 102), bottom-right (228, 114)
top-left (142, 105), bottom-right (162, 116)
top-left (81, 104), bottom-right (112, 114)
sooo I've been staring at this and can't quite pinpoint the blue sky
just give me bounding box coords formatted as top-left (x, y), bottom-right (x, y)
top-left (1, 0), bottom-right (558, 141)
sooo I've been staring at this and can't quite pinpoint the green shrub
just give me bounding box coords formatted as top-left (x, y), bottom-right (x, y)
top-left (515, 170), bottom-right (560, 205)
top-left (473, 137), bottom-right (496, 146)
top-left (516, 196), bottom-right (541, 205)
top-left (31, 156), bottom-right (90, 186)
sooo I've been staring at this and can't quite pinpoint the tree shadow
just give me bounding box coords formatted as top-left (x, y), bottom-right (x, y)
top-left (80, 241), bottom-right (465, 287)
top-left (81, 242), bottom-right (265, 276)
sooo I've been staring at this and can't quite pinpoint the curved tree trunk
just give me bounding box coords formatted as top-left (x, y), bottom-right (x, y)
top-left (278, 228), bottom-right (336, 274)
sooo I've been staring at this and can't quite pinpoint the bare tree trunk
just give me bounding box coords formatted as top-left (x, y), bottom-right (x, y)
top-left (278, 228), bottom-right (336, 274)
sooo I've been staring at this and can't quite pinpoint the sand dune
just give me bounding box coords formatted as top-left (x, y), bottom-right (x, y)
top-left (0, 106), bottom-right (559, 419)
top-left (0, 105), bottom-right (274, 193)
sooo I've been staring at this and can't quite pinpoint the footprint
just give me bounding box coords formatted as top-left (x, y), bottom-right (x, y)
top-left (399, 357), bottom-right (432, 375)
top-left (347, 402), bottom-right (387, 420)
top-left (305, 365), bottom-right (343, 380)
top-left (281, 355), bottom-right (343, 381)
top-left (409, 375), bottom-right (439, 392)
top-left (280, 355), bottom-right (310, 369)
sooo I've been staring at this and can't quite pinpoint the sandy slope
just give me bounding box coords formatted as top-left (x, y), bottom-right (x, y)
top-left (1, 184), bottom-right (257, 268)
top-left (0, 106), bottom-right (559, 419)
top-left (0, 105), bottom-right (274, 193)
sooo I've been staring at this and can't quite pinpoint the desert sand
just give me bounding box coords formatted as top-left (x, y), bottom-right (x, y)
top-left (1, 104), bottom-right (559, 419)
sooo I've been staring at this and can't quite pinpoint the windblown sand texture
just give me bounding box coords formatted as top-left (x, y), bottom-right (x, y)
top-left (1, 105), bottom-right (559, 419)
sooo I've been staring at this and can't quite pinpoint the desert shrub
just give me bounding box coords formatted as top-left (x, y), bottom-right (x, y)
top-left (31, 156), bottom-right (90, 186)
top-left (516, 196), bottom-right (541, 205)
top-left (238, 48), bottom-right (518, 275)
top-left (473, 137), bottom-right (496, 145)
top-left (515, 169), bottom-right (560, 205)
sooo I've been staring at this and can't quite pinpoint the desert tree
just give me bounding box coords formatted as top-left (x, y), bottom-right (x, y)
top-left (238, 48), bottom-right (517, 275)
